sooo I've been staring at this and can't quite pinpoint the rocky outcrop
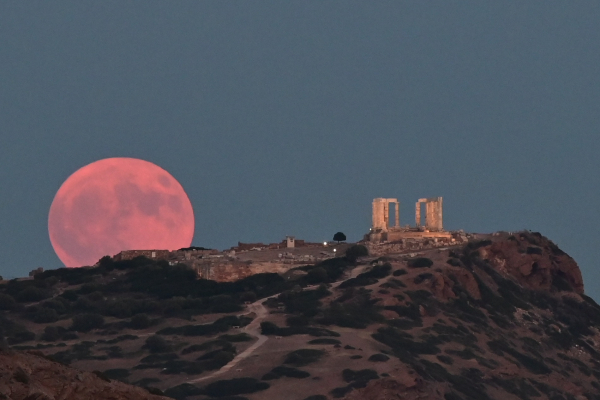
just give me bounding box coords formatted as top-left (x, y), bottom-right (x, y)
top-left (0, 349), bottom-right (168, 400)
top-left (481, 232), bottom-right (584, 294)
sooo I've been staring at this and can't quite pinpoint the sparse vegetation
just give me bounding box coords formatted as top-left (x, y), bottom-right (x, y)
top-left (203, 378), bottom-right (270, 397)
top-left (102, 368), bottom-right (130, 381)
top-left (368, 353), bottom-right (389, 362)
top-left (262, 366), bottom-right (310, 380)
top-left (408, 258), bottom-right (433, 269)
top-left (71, 313), bottom-right (105, 332)
top-left (260, 321), bottom-right (340, 337)
top-left (284, 349), bottom-right (326, 366)
top-left (144, 335), bottom-right (172, 353)
top-left (308, 338), bottom-right (341, 345)
top-left (345, 244), bottom-right (368, 262)
top-left (0, 234), bottom-right (597, 399)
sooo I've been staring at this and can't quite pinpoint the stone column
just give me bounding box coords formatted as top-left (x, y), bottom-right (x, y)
top-left (415, 202), bottom-right (421, 227)
top-left (394, 202), bottom-right (400, 228)
top-left (437, 197), bottom-right (443, 230)
top-left (425, 201), bottom-right (433, 229)
top-left (372, 199), bottom-right (387, 231)
top-left (383, 201), bottom-right (389, 229)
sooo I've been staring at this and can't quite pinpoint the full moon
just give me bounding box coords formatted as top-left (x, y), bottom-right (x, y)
top-left (48, 158), bottom-right (195, 268)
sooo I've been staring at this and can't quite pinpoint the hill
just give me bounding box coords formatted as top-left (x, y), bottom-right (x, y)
top-left (0, 231), bottom-right (599, 400)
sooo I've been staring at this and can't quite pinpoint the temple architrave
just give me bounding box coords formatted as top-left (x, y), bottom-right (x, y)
top-left (368, 196), bottom-right (451, 242)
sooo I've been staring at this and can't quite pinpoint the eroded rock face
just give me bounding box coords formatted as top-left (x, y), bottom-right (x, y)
top-left (0, 349), bottom-right (168, 400)
top-left (482, 232), bottom-right (583, 294)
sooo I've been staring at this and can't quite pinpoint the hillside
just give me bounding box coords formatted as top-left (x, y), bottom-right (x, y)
top-left (1, 231), bottom-right (599, 400)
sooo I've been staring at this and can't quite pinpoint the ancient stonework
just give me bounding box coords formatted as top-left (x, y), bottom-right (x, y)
top-left (369, 196), bottom-right (450, 243)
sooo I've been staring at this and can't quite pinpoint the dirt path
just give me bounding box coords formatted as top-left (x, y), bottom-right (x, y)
top-left (187, 294), bottom-right (274, 383)
top-left (187, 261), bottom-right (371, 384)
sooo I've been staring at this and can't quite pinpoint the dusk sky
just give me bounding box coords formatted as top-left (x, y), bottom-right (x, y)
top-left (1, 3), bottom-right (600, 299)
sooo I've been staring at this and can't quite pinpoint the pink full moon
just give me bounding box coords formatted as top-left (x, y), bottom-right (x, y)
top-left (48, 158), bottom-right (195, 268)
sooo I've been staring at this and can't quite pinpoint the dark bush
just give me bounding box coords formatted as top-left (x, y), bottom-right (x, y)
top-left (372, 327), bottom-right (441, 358)
top-left (219, 333), bottom-right (252, 342)
top-left (164, 383), bottom-right (204, 400)
top-left (304, 396), bottom-right (327, 400)
top-left (135, 359), bottom-right (205, 375)
top-left (444, 392), bottom-right (463, 400)
top-left (144, 335), bottom-right (172, 353)
top-left (158, 315), bottom-right (248, 337)
top-left (203, 378), bottom-right (270, 397)
top-left (33, 308), bottom-right (59, 323)
top-left (381, 278), bottom-right (406, 289)
top-left (345, 245), bottom-right (368, 262)
top-left (260, 321), bottom-right (339, 337)
top-left (7, 330), bottom-right (36, 345)
top-left (93, 370), bottom-right (111, 382)
top-left (331, 386), bottom-right (354, 398)
top-left (551, 274), bottom-right (574, 292)
top-left (307, 267), bottom-right (328, 284)
top-left (135, 378), bottom-right (161, 387)
top-left (141, 353), bottom-right (179, 363)
top-left (342, 368), bottom-right (379, 383)
top-left (146, 387), bottom-right (164, 396)
top-left (0, 293), bottom-right (16, 310)
top-left (384, 303), bottom-right (421, 321)
top-left (492, 377), bottom-right (542, 399)
top-left (286, 315), bottom-right (310, 327)
top-left (408, 258), bottom-right (433, 269)
top-left (16, 286), bottom-right (51, 303)
top-left (487, 340), bottom-right (550, 374)
top-left (130, 314), bottom-right (151, 329)
top-left (526, 246), bottom-right (543, 255)
top-left (368, 353), bottom-right (389, 362)
top-left (414, 273), bottom-right (433, 285)
top-left (465, 240), bottom-right (492, 251)
top-left (262, 366), bottom-right (310, 380)
top-left (338, 276), bottom-right (378, 288)
top-left (42, 298), bottom-right (69, 314)
top-left (198, 350), bottom-right (235, 370)
top-left (284, 349), bottom-right (326, 366)
top-left (338, 264), bottom-right (390, 288)
top-left (41, 326), bottom-right (61, 342)
top-left (181, 340), bottom-right (235, 355)
top-left (446, 258), bottom-right (463, 267)
top-left (278, 286), bottom-right (329, 316)
top-left (71, 313), bottom-right (104, 332)
top-left (393, 269), bottom-right (408, 276)
top-left (13, 368), bottom-right (30, 383)
top-left (437, 355), bottom-right (454, 365)
top-left (387, 318), bottom-right (422, 329)
top-left (103, 368), bottom-right (130, 381)
top-left (308, 338), bottom-right (341, 345)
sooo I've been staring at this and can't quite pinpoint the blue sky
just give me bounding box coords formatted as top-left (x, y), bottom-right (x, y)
top-left (1, 2), bottom-right (599, 299)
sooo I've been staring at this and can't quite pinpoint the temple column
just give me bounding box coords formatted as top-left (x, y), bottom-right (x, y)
top-left (415, 202), bottom-right (421, 227)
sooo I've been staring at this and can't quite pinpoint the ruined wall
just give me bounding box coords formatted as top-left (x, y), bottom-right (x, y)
top-left (113, 250), bottom-right (171, 261)
top-left (198, 261), bottom-right (292, 282)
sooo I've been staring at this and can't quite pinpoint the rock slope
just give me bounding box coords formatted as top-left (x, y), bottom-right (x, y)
top-left (1, 231), bottom-right (599, 400)
top-left (0, 348), bottom-right (168, 400)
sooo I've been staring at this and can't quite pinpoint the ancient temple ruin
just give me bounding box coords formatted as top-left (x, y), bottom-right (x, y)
top-left (415, 197), bottom-right (443, 231)
top-left (368, 196), bottom-right (451, 242)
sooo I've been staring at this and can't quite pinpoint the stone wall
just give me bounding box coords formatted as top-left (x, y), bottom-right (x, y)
top-left (113, 250), bottom-right (171, 261)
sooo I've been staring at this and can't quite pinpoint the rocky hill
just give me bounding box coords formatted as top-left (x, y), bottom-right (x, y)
top-left (0, 348), bottom-right (169, 400)
top-left (1, 231), bottom-right (599, 400)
